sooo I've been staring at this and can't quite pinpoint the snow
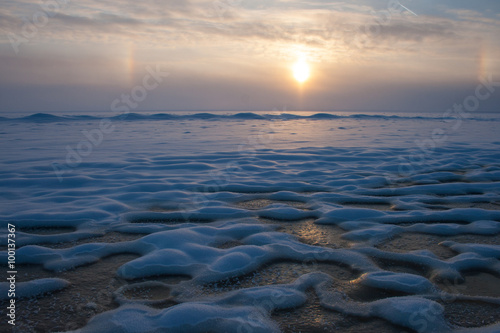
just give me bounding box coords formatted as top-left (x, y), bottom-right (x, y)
top-left (68, 272), bottom-right (451, 333)
top-left (440, 241), bottom-right (500, 258)
top-left (0, 111), bottom-right (499, 332)
top-left (0, 278), bottom-right (70, 300)
top-left (351, 271), bottom-right (436, 294)
top-left (320, 293), bottom-right (449, 333)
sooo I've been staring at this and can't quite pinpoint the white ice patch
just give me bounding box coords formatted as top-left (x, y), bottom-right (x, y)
top-left (321, 293), bottom-right (449, 333)
top-left (352, 271), bottom-right (436, 294)
top-left (341, 220), bottom-right (500, 245)
top-left (440, 241), bottom-right (500, 258)
top-left (67, 303), bottom-right (281, 333)
top-left (257, 204), bottom-right (316, 220)
top-left (318, 207), bottom-right (500, 225)
top-left (355, 247), bottom-right (500, 283)
top-left (69, 273), bottom-right (330, 333)
top-left (0, 278), bottom-right (69, 300)
top-left (70, 272), bottom-right (452, 333)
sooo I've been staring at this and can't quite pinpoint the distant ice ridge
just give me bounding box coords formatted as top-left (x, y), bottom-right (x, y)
top-left (1, 111), bottom-right (499, 122)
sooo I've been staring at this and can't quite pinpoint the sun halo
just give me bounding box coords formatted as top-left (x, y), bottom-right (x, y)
top-left (292, 59), bottom-right (310, 83)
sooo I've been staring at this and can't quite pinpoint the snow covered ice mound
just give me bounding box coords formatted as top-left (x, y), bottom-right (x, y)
top-left (1, 112), bottom-right (500, 332)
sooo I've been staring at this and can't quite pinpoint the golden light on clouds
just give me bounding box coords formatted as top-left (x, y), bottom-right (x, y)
top-left (1, 1), bottom-right (499, 112)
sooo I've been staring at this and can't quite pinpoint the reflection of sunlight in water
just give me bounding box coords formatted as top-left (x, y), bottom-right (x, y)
top-left (255, 216), bottom-right (352, 249)
top-left (236, 199), bottom-right (353, 248)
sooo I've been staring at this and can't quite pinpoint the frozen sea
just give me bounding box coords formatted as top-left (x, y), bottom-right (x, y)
top-left (1, 110), bottom-right (500, 332)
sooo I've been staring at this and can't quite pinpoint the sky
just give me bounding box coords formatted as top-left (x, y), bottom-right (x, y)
top-left (0, 0), bottom-right (499, 113)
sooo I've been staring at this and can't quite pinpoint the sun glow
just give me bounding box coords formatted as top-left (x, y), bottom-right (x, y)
top-left (293, 58), bottom-right (310, 83)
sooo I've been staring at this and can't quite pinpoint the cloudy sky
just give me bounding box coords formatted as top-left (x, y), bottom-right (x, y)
top-left (1, 0), bottom-right (499, 113)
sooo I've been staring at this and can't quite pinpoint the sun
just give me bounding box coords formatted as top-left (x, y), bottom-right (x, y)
top-left (293, 59), bottom-right (310, 83)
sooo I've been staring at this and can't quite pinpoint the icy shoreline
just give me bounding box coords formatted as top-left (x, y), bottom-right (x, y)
top-left (1, 112), bottom-right (499, 332)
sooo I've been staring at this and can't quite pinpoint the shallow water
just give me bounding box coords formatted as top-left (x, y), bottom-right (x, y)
top-left (1, 111), bottom-right (499, 332)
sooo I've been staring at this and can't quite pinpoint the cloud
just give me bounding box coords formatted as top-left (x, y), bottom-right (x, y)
top-left (0, 0), bottom-right (499, 112)
top-left (51, 12), bottom-right (144, 32)
top-left (371, 21), bottom-right (458, 42)
top-left (0, 0), bottom-right (494, 56)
